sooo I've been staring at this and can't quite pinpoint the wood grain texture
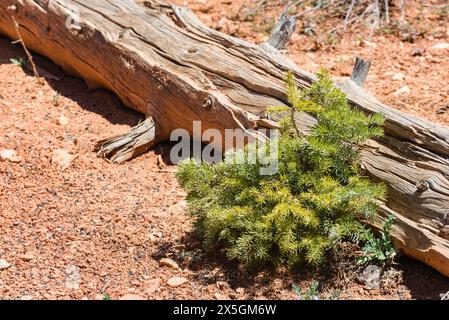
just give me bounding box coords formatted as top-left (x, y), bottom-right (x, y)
top-left (1, 0), bottom-right (448, 276)
top-left (95, 116), bottom-right (157, 163)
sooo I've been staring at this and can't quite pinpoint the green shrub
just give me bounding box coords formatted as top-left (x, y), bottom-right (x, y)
top-left (177, 69), bottom-right (386, 268)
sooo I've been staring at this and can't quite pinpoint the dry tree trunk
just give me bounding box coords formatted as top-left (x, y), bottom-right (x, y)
top-left (0, 0), bottom-right (448, 276)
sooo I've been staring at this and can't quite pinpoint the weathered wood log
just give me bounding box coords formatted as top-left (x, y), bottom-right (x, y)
top-left (1, 0), bottom-right (449, 276)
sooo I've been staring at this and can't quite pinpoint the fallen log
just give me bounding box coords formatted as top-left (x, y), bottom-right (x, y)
top-left (1, 0), bottom-right (448, 276)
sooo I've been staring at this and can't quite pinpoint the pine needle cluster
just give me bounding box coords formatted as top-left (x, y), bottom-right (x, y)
top-left (177, 69), bottom-right (387, 267)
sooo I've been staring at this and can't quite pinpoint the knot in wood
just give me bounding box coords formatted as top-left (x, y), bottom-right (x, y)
top-left (415, 179), bottom-right (431, 194)
top-left (7, 5), bottom-right (18, 12)
top-left (69, 24), bottom-right (82, 35)
top-left (119, 28), bottom-right (132, 39)
top-left (202, 96), bottom-right (213, 109)
top-left (187, 47), bottom-right (198, 54)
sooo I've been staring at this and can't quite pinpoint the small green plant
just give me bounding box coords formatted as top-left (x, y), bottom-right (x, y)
top-left (103, 293), bottom-right (111, 300)
top-left (52, 92), bottom-right (60, 106)
top-left (293, 281), bottom-right (319, 300)
top-left (293, 281), bottom-right (340, 300)
top-left (10, 57), bottom-right (25, 67)
top-left (357, 214), bottom-right (396, 266)
top-left (177, 69), bottom-right (386, 268)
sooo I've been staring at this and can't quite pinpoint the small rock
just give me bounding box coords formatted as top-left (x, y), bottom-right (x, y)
top-left (93, 294), bottom-right (104, 300)
top-left (65, 134), bottom-right (78, 144)
top-left (359, 265), bottom-right (381, 290)
top-left (57, 115), bottom-right (69, 126)
top-left (364, 40), bottom-right (377, 48)
top-left (0, 259), bottom-right (11, 270)
top-left (215, 17), bottom-right (227, 30)
top-left (21, 295), bottom-right (33, 300)
top-left (393, 85), bottom-right (411, 96)
top-left (0, 149), bottom-right (22, 163)
top-left (119, 294), bottom-right (146, 300)
top-left (159, 258), bottom-right (179, 270)
top-left (214, 293), bottom-right (229, 300)
top-left (216, 281), bottom-right (230, 290)
top-left (19, 253), bottom-right (35, 261)
top-left (392, 72), bottom-right (405, 81)
top-left (146, 278), bottom-right (162, 294)
top-left (235, 287), bottom-right (245, 294)
top-left (81, 297), bottom-right (89, 300)
top-left (65, 264), bottom-right (80, 290)
top-left (430, 42), bottom-right (449, 51)
top-left (412, 47), bottom-right (425, 56)
top-left (167, 277), bottom-right (188, 287)
top-left (51, 149), bottom-right (74, 168)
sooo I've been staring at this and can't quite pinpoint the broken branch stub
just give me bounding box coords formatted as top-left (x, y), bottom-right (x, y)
top-left (351, 57), bottom-right (372, 87)
top-left (267, 6), bottom-right (296, 50)
top-left (95, 117), bottom-right (157, 164)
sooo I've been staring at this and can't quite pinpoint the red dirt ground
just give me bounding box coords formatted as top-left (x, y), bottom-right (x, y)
top-left (1, 0), bottom-right (449, 300)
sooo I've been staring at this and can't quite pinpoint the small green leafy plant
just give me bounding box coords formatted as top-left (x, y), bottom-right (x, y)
top-left (177, 69), bottom-right (386, 268)
top-left (357, 214), bottom-right (396, 266)
top-left (103, 293), bottom-right (111, 300)
top-left (292, 281), bottom-right (340, 300)
top-left (293, 281), bottom-right (320, 300)
top-left (10, 57), bottom-right (25, 67)
top-left (52, 92), bottom-right (60, 106)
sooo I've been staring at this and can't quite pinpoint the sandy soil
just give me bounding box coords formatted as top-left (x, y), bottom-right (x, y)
top-left (1, 0), bottom-right (449, 300)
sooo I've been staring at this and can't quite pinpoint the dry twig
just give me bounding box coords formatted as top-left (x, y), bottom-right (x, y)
top-left (11, 16), bottom-right (43, 85)
top-left (400, 0), bottom-right (406, 25)
top-left (344, 0), bottom-right (356, 32)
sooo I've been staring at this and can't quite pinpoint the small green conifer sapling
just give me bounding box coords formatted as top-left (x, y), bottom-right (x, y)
top-left (177, 69), bottom-right (389, 267)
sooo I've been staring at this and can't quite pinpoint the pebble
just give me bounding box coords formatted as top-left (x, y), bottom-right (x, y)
top-left (65, 264), bottom-right (80, 290)
top-left (119, 294), bottom-right (146, 300)
top-left (216, 281), bottom-right (230, 290)
top-left (412, 47), bottom-right (425, 56)
top-left (392, 72), bottom-right (405, 81)
top-left (93, 294), bottom-right (104, 300)
top-left (430, 42), bottom-right (449, 51)
top-left (235, 287), bottom-right (245, 294)
top-left (159, 258), bottom-right (179, 270)
top-left (215, 17), bottom-right (227, 30)
top-left (167, 277), bottom-right (188, 287)
top-left (51, 149), bottom-right (74, 168)
top-left (57, 115), bottom-right (69, 126)
top-left (146, 278), bottom-right (162, 294)
top-left (19, 253), bottom-right (35, 261)
top-left (0, 259), bottom-right (11, 270)
top-left (214, 293), bottom-right (229, 300)
top-left (364, 40), bottom-right (377, 48)
top-left (393, 85), bottom-right (411, 96)
top-left (0, 149), bottom-right (22, 163)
